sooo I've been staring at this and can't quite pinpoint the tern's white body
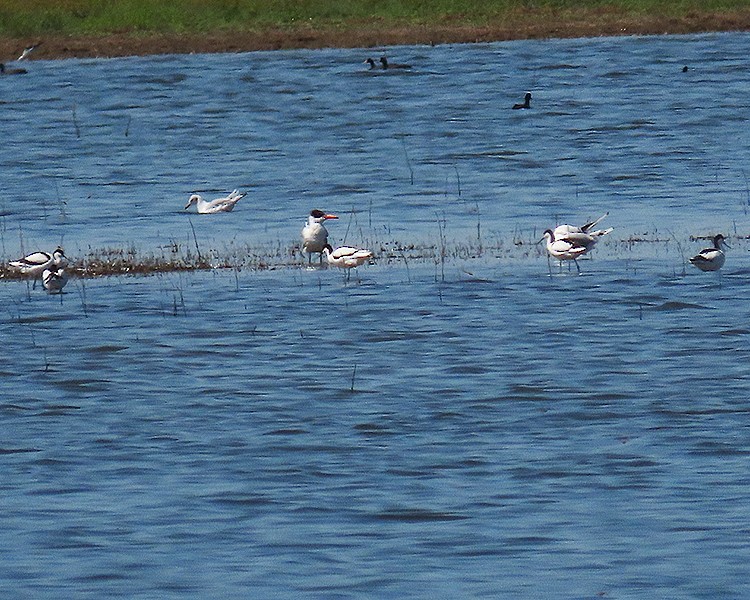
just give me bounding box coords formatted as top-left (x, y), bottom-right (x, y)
top-left (185, 189), bottom-right (246, 214)
top-left (301, 210), bottom-right (338, 263)
top-left (9, 247), bottom-right (67, 277)
top-left (689, 234), bottom-right (728, 272)
top-left (42, 267), bottom-right (68, 293)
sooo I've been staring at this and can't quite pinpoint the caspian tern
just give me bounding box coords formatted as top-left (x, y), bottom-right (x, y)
top-left (301, 209), bottom-right (338, 264)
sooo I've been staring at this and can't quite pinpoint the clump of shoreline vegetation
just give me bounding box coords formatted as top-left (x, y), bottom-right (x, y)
top-left (0, 232), bottom-right (741, 282)
top-left (2, 0), bottom-right (750, 56)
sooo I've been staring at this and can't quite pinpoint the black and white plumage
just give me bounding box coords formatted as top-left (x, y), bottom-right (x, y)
top-left (42, 267), bottom-right (68, 293)
top-left (365, 58), bottom-right (381, 70)
top-left (9, 246), bottom-right (67, 277)
top-left (322, 244), bottom-right (373, 269)
top-left (689, 234), bottom-right (729, 272)
top-left (323, 244), bottom-right (373, 281)
top-left (513, 92), bottom-right (532, 109)
top-left (185, 189), bottom-right (246, 213)
top-left (301, 209), bottom-right (338, 264)
top-left (542, 229), bottom-right (588, 267)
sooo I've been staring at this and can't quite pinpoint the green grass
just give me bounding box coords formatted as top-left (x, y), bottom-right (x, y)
top-left (2, 0), bottom-right (750, 37)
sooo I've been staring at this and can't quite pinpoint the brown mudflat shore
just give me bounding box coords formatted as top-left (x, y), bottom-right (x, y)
top-left (2, 11), bottom-right (750, 60)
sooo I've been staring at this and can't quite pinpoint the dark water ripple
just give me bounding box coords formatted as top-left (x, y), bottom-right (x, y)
top-left (1, 33), bottom-right (750, 599)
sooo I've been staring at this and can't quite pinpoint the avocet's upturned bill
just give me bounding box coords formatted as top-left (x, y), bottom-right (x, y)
top-left (689, 234), bottom-right (729, 272)
top-left (9, 246), bottom-right (66, 276)
top-left (322, 245), bottom-right (373, 269)
top-left (301, 209), bottom-right (338, 264)
top-left (42, 267), bottom-right (68, 293)
top-left (185, 189), bottom-right (246, 214)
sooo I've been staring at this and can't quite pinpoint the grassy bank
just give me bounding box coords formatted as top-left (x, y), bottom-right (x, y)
top-left (2, 1), bottom-right (750, 58)
top-left (2, 0), bottom-right (749, 36)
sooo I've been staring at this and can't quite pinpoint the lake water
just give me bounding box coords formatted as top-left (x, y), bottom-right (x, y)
top-left (1, 32), bottom-right (750, 598)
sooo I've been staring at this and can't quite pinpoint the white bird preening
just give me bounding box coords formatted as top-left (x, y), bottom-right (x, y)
top-left (323, 244), bottom-right (373, 268)
top-left (301, 209), bottom-right (338, 265)
top-left (323, 244), bottom-right (373, 281)
top-left (42, 267), bottom-right (68, 294)
top-left (543, 213), bottom-right (613, 270)
top-left (185, 189), bottom-right (246, 214)
top-left (541, 213), bottom-right (612, 273)
top-left (553, 213), bottom-right (613, 249)
top-left (689, 234), bottom-right (729, 272)
top-left (542, 229), bottom-right (589, 272)
top-left (9, 246), bottom-right (67, 277)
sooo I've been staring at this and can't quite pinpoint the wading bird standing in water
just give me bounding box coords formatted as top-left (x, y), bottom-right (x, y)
top-left (9, 246), bottom-right (67, 289)
top-left (322, 244), bottom-right (373, 281)
top-left (9, 246), bottom-right (67, 277)
top-left (301, 209), bottom-right (338, 265)
top-left (541, 214), bottom-right (612, 274)
top-left (542, 229), bottom-right (588, 273)
top-left (42, 267), bottom-right (68, 293)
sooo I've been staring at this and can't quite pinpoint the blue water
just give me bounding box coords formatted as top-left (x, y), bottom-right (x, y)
top-left (1, 33), bottom-right (750, 598)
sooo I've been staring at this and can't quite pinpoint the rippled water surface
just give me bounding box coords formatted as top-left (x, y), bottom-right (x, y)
top-left (2, 33), bottom-right (750, 598)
